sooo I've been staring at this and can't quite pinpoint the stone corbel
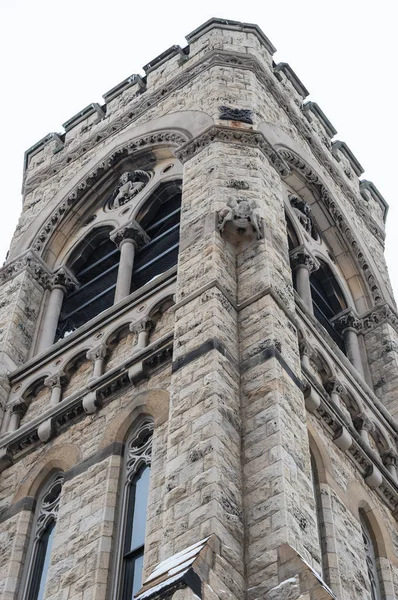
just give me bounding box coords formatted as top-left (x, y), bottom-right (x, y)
top-left (82, 391), bottom-right (100, 414)
top-left (365, 464), bottom-right (383, 489)
top-left (128, 361), bottom-right (149, 384)
top-left (303, 383), bottom-right (321, 412)
top-left (0, 447), bottom-right (13, 473)
top-left (37, 418), bottom-right (54, 443)
top-left (333, 425), bottom-right (352, 451)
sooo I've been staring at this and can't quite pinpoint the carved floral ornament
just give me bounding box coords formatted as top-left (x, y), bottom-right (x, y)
top-left (28, 130), bottom-right (188, 255)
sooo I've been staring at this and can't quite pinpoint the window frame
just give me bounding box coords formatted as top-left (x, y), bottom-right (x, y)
top-left (20, 473), bottom-right (64, 600)
top-left (112, 420), bottom-right (153, 600)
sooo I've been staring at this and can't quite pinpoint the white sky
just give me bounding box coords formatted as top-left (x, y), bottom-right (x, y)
top-left (1, 0), bottom-right (397, 299)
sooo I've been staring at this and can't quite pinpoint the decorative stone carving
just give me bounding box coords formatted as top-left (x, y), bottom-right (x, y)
top-left (175, 125), bottom-right (290, 176)
top-left (331, 310), bottom-right (363, 334)
top-left (362, 303), bottom-right (398, 333)
top-left (30, 130), bottom-right (187, 253)
top-left (219, 106), bottom-right (253, 124)
top-left (130, 318), bottom-right (154, 335)
top-left (110, 220), bottom-right (150, 249)
top-left (126, 421), bottom-right (153, 477)
top-left (50, 266), bottom-right (79, 292)
top-left (353, 413), bottom-right (374, 434)
top-left (289, 246), bottom-right (319, 272)
top-left (325, 379), bottom-right (346, 397)
top-left (218, 198), bottom-right (263, 241)
top-left (86, 344), bottom-right (108, 363)
top-left (110, 170), bottom-right (151, 209)
top-left (34, 474), bottom-right (64, 537)
top-left (44, 371), bottom-right (67, 389)
top-left (0, 249), bottom-right (52, 288)
top-left (289, 194), bottom-right (316, 237)
top-left (381, 449), bottom-right (398, 468)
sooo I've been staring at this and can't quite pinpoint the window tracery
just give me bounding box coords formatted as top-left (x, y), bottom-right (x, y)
top-left (115, 420), bottom-right (153, 600)
top-left (22, 473), bottom-right (64, 600)
top-left (39, 158), bottom-right (182, 348)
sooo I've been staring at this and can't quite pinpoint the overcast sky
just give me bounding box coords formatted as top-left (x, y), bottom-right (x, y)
top-left (1, 0), bottom-right (397, 300)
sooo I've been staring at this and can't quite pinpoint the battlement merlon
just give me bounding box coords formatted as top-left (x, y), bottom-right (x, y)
top-left (19, 17), bottom-right (389, 227)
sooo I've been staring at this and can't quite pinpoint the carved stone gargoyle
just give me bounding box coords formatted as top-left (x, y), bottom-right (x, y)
top-left (218, 197), bottom-right (263, 242)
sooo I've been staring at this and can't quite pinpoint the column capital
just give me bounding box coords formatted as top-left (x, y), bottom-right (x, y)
top-left (10, 398), bottom-right (28, 417)
top-left (289, 245), bottom-right (319, 272)
top-left (381, 448), bottom-right (398, 467)
top-left (324, 378), bottom-right (346, 396)
top-left (129, 318), bottom-right (154, 335)
top-left (86, 344), bottom-right (108, 362)
top-left (50, 266), bottom-right (79, 292)
top-left (331, 308), bottom-right (363, 334)
top-left (353, 412), bottom-right (374, 434)
top-left (44, 371), bottom-right (67, 389)
top-left (298, 338), bottom-right (316, 361)
top-left (110, 220), bottom-right (150, 249)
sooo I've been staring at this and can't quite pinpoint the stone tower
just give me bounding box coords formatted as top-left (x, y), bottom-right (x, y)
top-left (0, 17), bottom-right (397, 600)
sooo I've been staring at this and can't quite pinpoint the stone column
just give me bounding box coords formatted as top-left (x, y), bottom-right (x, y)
top-left (44, 371), bottom-right (67, 406)
top-left (0, 406), bottom-right (11, 434)
top-left (325, 379), bottom-right (346, 407)
top-left (381, 449), bottom-right (398, 483)
top-left (110, 220), bottom-right (149, 303)
top-left (8, 400), bottom-right (27, 433)
top-left (353, 413), bottom-right (374, 446)
top-left (130, 318), bottom-right (153, 353)
top-left (86, 344), bottom-right (108, 379)
top-left (36, 267), bottom-right (79, 353)
top-left (289, 246), bottom-right (319, 314)
top-left (332, 309), bottom-right (364, 377)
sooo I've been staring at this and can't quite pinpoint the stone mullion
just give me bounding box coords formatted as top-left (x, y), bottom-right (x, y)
top-left (165, 142), bottom-right (244, 599)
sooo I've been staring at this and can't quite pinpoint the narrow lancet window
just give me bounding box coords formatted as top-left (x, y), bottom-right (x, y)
top-left (360, 511), bottom-right (382, 600)
top-left (117, 421), bottom-right (153, 600)
top-left (23, 474), bottom-right (63, 600)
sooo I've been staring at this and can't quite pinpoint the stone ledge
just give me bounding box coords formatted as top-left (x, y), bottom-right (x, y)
top-left (331, 140), bottom-right (364, 176)
top-left (62, 103), bottom-right (105, 132)
top-left (186, 17), bottom-right (277, 55)
top-left (143, 45), bottom-right (189, 74)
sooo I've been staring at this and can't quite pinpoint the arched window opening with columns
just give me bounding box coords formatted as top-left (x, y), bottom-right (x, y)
top-left (38, 173), bottom-right (182, 349)
top-left (21, 473), bottom-right (64, 600)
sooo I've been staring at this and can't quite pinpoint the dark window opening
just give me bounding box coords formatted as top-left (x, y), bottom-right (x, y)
top-left (27, 520), bottom-right (56, 600)
top-left (122, 465), bottom-right (151, 600)
top-left (55, 180), bottom-right (181, 341)
top-left (56, 235), bottom-right (119, 341)
top-left (310, 262), bottom-right (347, 352)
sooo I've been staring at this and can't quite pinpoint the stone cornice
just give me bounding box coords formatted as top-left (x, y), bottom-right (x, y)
top-left (174, 125), bottom-right (290, 176)
top-left (362, 303), bottom-right (398, 333)
top-left (0, 249), bottom-right (52, 288)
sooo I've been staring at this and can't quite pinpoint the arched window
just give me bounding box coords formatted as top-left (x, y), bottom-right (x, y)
top-left (56, 228), bottom-right (119, 340)
top-left (132, 180), bottom-right (181, 290)
top-left (115, 421), bottom-right (153, 600)
top-left (360, 511), bottom-right (382, 600)
top-left (310, 261), bottom-right (347, 352)
top-left (310, 451), bottom-right (326, 580)
top-left (22, 474), bottom-right (63, 600)
top-left (55, 180), bottom-right (181, 342)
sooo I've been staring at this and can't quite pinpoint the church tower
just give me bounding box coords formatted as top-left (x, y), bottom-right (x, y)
top-left (1, 18), bottom-right (398, 600)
